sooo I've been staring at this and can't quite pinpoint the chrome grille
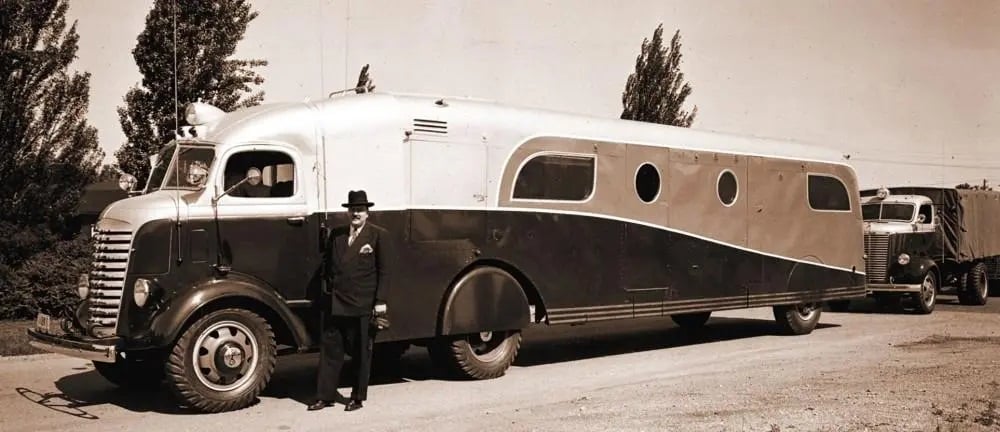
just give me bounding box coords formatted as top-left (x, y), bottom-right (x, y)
top-left (89, 229), bottom-right (132, 329)
top-left (864, 233), bottom-right (890, 283)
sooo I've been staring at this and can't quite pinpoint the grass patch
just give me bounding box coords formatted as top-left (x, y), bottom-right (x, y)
top-left (0, 320), bottom-right (44, 356)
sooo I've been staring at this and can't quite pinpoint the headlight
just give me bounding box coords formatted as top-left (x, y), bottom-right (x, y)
top-left (897, 253), bottom-right (911, 265)
top-left (134, 278), bottom-right (153, 307)
top-left (77, 273), bottom-right (89, 299)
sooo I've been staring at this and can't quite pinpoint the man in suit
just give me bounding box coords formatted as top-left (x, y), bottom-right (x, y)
top-left (309, 190), bottom-right (392, 412)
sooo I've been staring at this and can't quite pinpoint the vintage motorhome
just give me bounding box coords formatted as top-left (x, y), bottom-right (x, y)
top-left (833, 186), bottom-right (1000, 314)
top-left (28, 92), bottom-right (866, 412)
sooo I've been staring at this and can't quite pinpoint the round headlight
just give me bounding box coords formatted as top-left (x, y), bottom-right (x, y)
top-left (134, 278), bottom-right (153, 308)
top-left (77, 273), bottom-right (89, 299)
top-left (897, 253), bottom-right (911, 265)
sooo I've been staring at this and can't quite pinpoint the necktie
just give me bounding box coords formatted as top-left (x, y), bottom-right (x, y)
top-left (348, 228), bottom-right (357, 246)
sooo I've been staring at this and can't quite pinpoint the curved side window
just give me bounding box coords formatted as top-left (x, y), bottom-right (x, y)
top-left (808, 174), bottom-right (851, 211)
top-left (513, 153), bottom-right (595, 201)
top-left (635, 163), bottom-right (661, 203)
top-left (717, 169), bottom-right (738, 206)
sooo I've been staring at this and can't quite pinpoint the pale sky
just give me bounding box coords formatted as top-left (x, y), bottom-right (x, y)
top-left (66, 0), bottom-right (1000, 189)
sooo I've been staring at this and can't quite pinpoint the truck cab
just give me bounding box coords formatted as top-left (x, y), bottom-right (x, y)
top-left (858, 187), bottom-right (940, 313)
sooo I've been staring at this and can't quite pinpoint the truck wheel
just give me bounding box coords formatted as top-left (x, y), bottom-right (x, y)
top-left (958, 263), bottom-right (989, 306)
top-left (165, 308), bottom-right (276, 413)
top-left (671, 311), bottom-right (712, 329)
top-left (772, 303), bottom-right (821, 335)
top-left (429, 330), bottom-right (521, 380)
top-left (827, 300), bottom-right (851, 312)
top-left (909, 272), bottom-right (937, 314)
top-left (93, 353), bottom-right (165, 390)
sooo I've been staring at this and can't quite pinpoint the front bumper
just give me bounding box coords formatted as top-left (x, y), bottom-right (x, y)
top-left (27, 328), bottom-right (119, 363)
top-left (867, 282), bottom-right (922, 294)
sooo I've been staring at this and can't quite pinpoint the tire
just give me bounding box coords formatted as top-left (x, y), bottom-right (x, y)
top-left (827, 300), bottom-right (851, 312)
top-left (93, 353), bottom-right (165, 390)
top-left (909, 272), bottom-right (937, 314)
top-left (671, 311), bottom-right (712, 329)
top-left (772, 303), bottom-right (822, 335)
top-left (958, 263), bottom-right (989, 306)
top-left (164, 308), bottom-right (277, 413)
top-left (429, 330), bottom-right (521, 380)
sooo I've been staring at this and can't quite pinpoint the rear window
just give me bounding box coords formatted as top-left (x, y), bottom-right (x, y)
top-left (808, 174), bottom-right (851, 211)
top-left (513, 154), bottom-right (595, 201)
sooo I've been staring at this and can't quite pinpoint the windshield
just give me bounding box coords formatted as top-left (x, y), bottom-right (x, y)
top-left (145, 143), bottom-right (176, 193)
top-left (862, 203), bottom-right (915, 222)
top-left (146, 142), bottom-right (216, 192)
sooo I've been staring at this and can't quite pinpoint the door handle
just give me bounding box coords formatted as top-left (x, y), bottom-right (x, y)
top-left (287, 216), bottom-right (305, 225)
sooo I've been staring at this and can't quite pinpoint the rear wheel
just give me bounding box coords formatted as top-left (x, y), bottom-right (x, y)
top-left (164, 308), bottom-right (276, 413)
top-left (909, 272), bottom-right (937, 314)
top-left (93, 352), bottom-right (165, 390)
top-left (429, 330), bottom-right (521, 380)
top-left (772, 303), bottom-right (821, 335)
top-left (958, 263), bottom-right (989, 306)
top-left (671, 311), bottom-right (712, 329)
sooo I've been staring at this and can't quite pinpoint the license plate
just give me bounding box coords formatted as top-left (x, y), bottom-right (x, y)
top-left (35, 313), bottom-right (63, 335)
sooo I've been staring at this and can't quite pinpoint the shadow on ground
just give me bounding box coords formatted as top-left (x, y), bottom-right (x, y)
top-left (27, 314), bottom-right (838, 415)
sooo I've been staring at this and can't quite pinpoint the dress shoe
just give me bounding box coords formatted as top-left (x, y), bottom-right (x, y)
top-left (344, 400), bottom-right (363, 411)
top-left (307, 400), bottom-right (335, 411)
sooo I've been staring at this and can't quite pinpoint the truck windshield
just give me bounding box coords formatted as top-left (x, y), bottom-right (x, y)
top-left (147, 142), bottom-right (216, 192)
top-left (862, 203), bottom-right (915, 222)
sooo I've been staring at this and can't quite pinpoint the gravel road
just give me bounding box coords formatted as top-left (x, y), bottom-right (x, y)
top-left (2, 296), bottom-right (999, 432)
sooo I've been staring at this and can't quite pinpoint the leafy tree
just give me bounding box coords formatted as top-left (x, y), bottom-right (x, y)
top-left (116, 0), bottom-right (267, 181)
top-left (0, 0), bottom-right (102, 318)
top-left (621, 24), bottom-right (698, 127)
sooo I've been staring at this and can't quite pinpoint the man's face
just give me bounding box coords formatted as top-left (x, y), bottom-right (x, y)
top-left (247, 174), bottom-right (261, 185)
top-left (349, 205), bottom-right (369, 227)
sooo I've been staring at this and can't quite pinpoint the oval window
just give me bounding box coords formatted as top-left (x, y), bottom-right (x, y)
top-left (717, 170), bottom-right (738, 206)
top-left (635, 163), bottom-right (660, 203)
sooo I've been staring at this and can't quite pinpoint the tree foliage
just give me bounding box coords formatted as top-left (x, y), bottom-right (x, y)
top-left (0, 0), bottom-right (102, 319)
top-left (116, 0), bottom-right (267, 182)
top-left (621, 24), bottom-right (698, 127)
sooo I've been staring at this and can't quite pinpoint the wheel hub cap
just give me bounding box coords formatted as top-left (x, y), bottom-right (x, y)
top-left (221, 345), bottom-right (244, 369)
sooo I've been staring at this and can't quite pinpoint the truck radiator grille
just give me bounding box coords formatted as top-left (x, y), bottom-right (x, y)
top-left (89, 229), bottom-right (132, 330)
top-left (864, 233), bottom-right (890, 283)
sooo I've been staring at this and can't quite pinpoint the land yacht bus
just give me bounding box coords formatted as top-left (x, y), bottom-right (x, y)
top-left (28, 91), bottom-right (866, 412)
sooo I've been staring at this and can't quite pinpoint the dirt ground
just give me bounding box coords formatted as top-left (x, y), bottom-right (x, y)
top-left (1, 296), bottom-right (999, 432)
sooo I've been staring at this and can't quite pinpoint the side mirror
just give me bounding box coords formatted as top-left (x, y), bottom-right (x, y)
top-left (212, 176), bottom-right (251, 205)
top-left (118, 173), bottom-right (138, 193)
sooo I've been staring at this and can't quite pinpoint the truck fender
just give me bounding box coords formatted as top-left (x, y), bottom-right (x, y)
top-left (149, 276), bottom-right (312, 349)
top-left (439, 266), bottom-right (530, 336)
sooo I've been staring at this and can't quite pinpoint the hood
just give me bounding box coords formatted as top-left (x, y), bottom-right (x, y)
top-left (97, 190), bottom-right (190, 233)
top-left (864, 221), bottom-right (928, 235)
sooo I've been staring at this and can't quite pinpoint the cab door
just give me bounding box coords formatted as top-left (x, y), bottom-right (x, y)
top-left (211, 145), bottom-right (318, 301)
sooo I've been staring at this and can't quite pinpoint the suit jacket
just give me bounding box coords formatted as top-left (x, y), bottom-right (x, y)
top-left (323, 222), bottom-right (393, 316)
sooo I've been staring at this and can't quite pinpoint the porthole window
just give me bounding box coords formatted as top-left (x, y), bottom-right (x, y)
top-left (634, 163), bottom-right (660, 203)
top-left (717, 170), bottom-right (738, 206)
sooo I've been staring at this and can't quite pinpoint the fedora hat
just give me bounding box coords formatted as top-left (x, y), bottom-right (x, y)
top-left (342, 190), bottom-right (375, 208)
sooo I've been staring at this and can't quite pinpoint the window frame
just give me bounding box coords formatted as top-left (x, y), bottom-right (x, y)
top-left (510, 151), bottom-right (598, 203)
top-left (806, 172), bottom-right (852, 213)
top-left (215, 144), bottom-right (302, 203)
top-left (716, 168), bottom-right (739, 208)
top-left (634, 162), bottom-right (662, 204)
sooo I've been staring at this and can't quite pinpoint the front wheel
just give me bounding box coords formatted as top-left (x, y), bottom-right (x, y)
top-left (909, 272), bottom-right (937, 314)
top-left (429, 330), bottom-right (521, 380)
top-left (93, 352), bottom-right (165, 390)
top-left (164, 308), bottom-right (277, 413)
top-left (958, 263), bottom-right (989, 306)
top-left (772, 303), bottom-right (821, 335)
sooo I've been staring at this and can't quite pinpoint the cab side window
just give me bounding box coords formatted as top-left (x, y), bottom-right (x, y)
top-left (918, 204), bottom-right (933, 224)
top-left (224, 150), bottom-right (296, 198)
